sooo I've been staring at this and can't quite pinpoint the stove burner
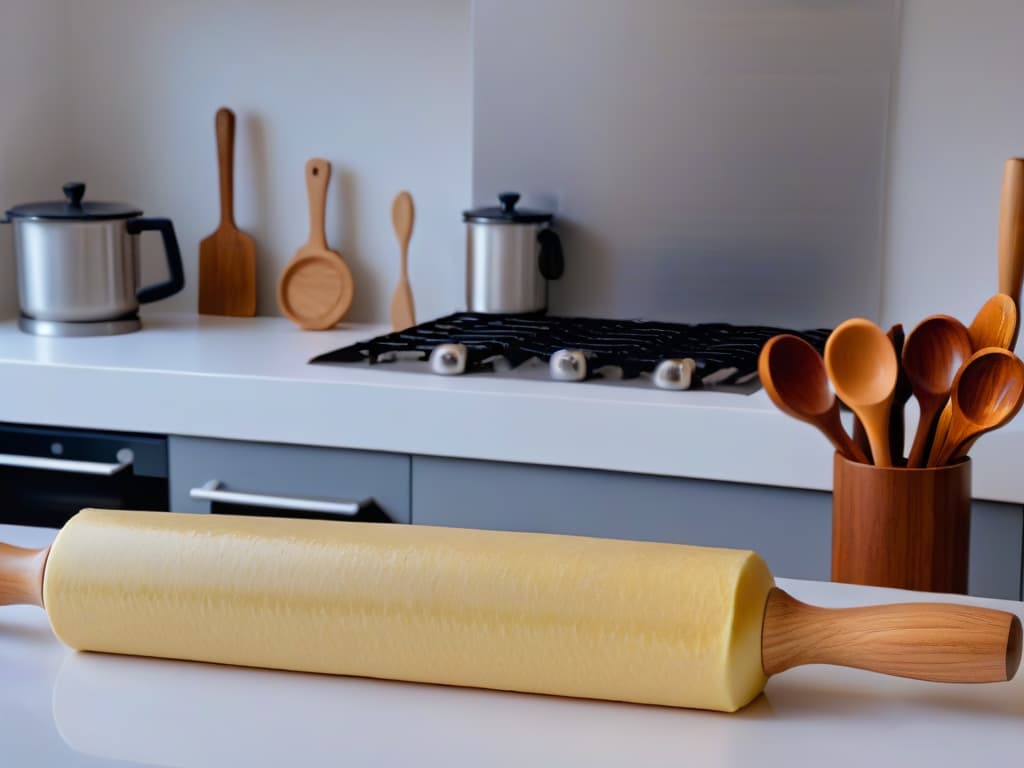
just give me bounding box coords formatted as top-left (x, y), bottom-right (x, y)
top-left (311, 312), bottom-right (831, 389)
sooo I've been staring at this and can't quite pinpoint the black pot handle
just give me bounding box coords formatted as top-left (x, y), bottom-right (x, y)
top-left (538, 228), bottom-right (564, 280)
top-left (127, 217), bottom-right (186, 303)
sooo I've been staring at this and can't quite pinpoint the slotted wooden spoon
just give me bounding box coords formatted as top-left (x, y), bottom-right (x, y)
top-left (277, 159), bottom-right (354, 330)
top-left (199, 107), bottom-right (257, 317)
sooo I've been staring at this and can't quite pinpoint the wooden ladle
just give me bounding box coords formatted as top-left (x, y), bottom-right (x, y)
top-left (928, 347), bottom-right (1024, 466)
top-left (902, 315), bottom-right (973, 467)
top-left (758, 335), bottom-right (868, 463)
top-left (967, 293), bottom-right (1018, 353)
top-left (824, 318), bottom-right (899, 467)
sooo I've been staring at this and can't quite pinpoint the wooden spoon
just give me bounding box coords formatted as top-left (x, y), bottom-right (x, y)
top-left (998, 158), bottom-right (1024, 349)
top-left (390, 191), bottom-right (416, 332)
top-left (277, 159), bottom-right (355, 330)
top-left (824, 318), bottom-right (899, 467)
top-left (902, 315), bottom-right (972, 467)
top-left (758, 335), bottom-right (868, 463)
top-left (928, 347), bottom-right (1024, 466)
top-left (967, 293), bottom-right (1018, 352)
top-left (199, 107), bottom-right (257, 317)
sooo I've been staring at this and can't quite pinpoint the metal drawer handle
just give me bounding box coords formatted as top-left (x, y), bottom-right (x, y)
top-left (0, 453), bottom-right (131, 476)
top-left (189, 480), bottom-right (371, 517)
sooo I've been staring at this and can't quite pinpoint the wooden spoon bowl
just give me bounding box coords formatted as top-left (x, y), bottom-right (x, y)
top-left (759, 335), bottom-right (867, 463)
top-left (931, 347), bottom-right (1024, 465)
top-left (967, 293), bottom-right (1017, 353)
top-left (902, 315), bottom-right (972, 467)
top-left (824, 318), bottom-right (899, 466)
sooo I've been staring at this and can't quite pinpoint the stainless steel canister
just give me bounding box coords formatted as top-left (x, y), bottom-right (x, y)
top-left (5, 183), bottom-right (184, 328)
top-left (464, 192), bottom-right (563, 314)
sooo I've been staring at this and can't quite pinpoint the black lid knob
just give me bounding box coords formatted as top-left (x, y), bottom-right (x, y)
top-left (498, 192), bottom-right (520, 213)
top-left (63, 182), bottom-right (86, 208)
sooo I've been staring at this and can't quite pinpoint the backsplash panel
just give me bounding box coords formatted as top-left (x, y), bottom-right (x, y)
top-left (473, 0), bottom-right (900, 327)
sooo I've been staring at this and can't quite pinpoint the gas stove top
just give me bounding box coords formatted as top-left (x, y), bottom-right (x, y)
top-left (312, 313), bottom-right (831, 392)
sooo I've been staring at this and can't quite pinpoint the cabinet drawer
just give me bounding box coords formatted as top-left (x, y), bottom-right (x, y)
top-left (170, 437), bottom-right (409, 523)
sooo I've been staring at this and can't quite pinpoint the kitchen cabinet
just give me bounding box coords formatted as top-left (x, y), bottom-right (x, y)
top-left (169, 437), bottom-right (410, 523)
top-left (412, 456), bottom-right (1024, 600)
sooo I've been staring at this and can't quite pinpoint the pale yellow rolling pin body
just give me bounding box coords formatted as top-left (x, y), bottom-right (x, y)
top-left (3, 509), bottom-right (1019, 714)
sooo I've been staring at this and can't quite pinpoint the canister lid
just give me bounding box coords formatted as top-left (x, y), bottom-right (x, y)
top-left (463, 192), bottom-right (553, 224)
top-left (5, 183), bottom-right (143, 221)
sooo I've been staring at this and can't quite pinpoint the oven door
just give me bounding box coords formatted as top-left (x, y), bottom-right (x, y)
top-left (0, 423), bottom-right (169, 528)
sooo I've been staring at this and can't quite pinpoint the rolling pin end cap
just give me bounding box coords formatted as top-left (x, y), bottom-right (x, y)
top-left (1008, 615), bottom-right (1022, 681)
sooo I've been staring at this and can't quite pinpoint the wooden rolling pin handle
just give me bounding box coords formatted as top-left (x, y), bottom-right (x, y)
top-left (0, 543), bottom-right (49, 608)
top-left (762, 588), bottom-right (1022, 683)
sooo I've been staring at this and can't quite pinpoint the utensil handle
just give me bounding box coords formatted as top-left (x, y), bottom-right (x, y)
top-left (998, 159), bottom-right (1024, 310)
top-left (215, 107), bottom-right (235, 227)
top-left (0, 543), bottom-right (48, 607)
top-left (127, 218), bottom-right (186, 303)
top-left (761, 588), bottom-right (1021, 683)
top-left (305, 158), bottom-right (331, 251)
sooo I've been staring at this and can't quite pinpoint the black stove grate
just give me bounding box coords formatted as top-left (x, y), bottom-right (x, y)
top-left (311, 312), bottom-right (831, 387)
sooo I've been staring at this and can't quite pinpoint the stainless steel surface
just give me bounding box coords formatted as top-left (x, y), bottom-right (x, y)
top-left (466, 221), bottom-right (549, 313)
top-left (0, 453), bottom-right (131, 476)
top-left (429, 343), bottom-right (468, 375)
top-left (189, 479), bottom-right (370, 517)
top-left (14, 219), bottom-right (140, 322)
top-left (653, 358), bottom-right (696, 390)
top-left (549, 349), bottom-right (588, 381)
top-left (18, 315), bottom-right (142, 337)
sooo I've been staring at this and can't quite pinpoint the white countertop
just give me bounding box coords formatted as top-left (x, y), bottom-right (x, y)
top-left (2, 312), bottom-right (1024, 502)
top-left (2, 523), bottom-right (1021, 768)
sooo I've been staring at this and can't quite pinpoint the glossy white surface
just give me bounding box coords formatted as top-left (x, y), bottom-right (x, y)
top-left (1, 312), bottom-right (1024, 502)
top-left (1, 523), bottom-right (1021, 768)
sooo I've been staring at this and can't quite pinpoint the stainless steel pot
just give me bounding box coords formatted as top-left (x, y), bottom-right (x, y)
top-left (5, 183), bottom-right (184, 335)
top-left (463, 192), bottom-right (563, 314)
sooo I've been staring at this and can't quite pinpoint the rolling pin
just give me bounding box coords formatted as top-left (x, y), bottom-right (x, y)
top-left (1, 509), bottom-right (1020, 713)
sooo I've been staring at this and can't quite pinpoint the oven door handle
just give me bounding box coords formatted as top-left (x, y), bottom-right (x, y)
top-left (189, 480), bottom-right (371, 517)
top-left (0, 453), bottom-right (131, 476)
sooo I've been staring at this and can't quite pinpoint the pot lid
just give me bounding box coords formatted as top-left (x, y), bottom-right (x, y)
top-left (463, 192), bottom-right (553, 224)
top-left (5, 183), bottom-right (143, 221)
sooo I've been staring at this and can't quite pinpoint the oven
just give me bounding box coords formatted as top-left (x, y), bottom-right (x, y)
top-left (0, 423), bottom-right (169, 528)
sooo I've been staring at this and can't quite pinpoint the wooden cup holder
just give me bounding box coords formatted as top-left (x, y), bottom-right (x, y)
top-left (832, 453), bottom-right (971, 594)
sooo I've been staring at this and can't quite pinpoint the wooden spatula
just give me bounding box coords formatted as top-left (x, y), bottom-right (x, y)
top-left (199, 107), bottom-right (257, 317)
top-left (277, 159), bottom-right (355, 330)
top-left (390, 191), bottom-right (416, 332)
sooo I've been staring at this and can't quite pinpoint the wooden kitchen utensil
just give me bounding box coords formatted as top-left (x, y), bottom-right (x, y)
top-left (277, 159), bottom-right (354, 330)
top-left (824, 318), bottom-right (899, 467)
top-left (902, 315), bottom-right (972, 467)
top-left (1, 509), bottom-right (1019, 714)
top-left (390, 191), bottom-right (416, 332)
top-left (758, 335), bottom-right (867, 463)
top-left (928, 347), bottom-right (1024, 466)
top-left (199, 108), bottom-right (257, 317)
top-left (886, 323), bottom-right (911, 464)
top-left (998, 158), bottom-right (1024, 348)
top-left (967, 293), bottom-right (1018, 352)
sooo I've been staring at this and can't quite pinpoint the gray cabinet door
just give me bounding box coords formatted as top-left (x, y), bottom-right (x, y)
top-left (412, 456), bottom-right (1023, 599)
top-left (170, 437), bottom-right (410, 523)
top-left (412, 456), bottom-right (832, 580)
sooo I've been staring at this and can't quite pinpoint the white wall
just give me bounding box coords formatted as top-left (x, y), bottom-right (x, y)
top-left (881, 0), bottom-right (1024, 331)
top-left (12, 0), bottom-right (472, 324)
top-left (0, 0), bottom-right (70, 319)
top-left (473, 0), bottom-right (900, 327)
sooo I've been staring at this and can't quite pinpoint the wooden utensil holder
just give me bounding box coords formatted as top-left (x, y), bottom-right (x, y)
top-left (832, 453), bottom-right (971, 594)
